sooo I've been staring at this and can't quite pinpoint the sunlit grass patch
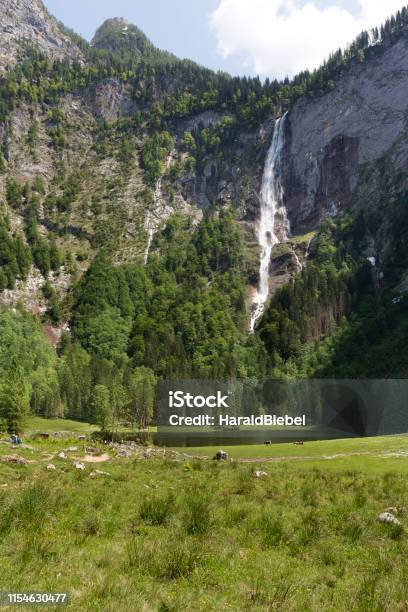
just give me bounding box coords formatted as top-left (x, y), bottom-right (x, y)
top-left (1, 435), bottom-right (408, 609)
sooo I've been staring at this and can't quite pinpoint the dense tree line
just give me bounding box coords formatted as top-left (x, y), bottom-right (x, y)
top-left (0, 308), bottom-right (156, 433)
top-left (258, 219), bottom-right (371, 370)
top-left (0, 178), bottom-right (63, 323)
top-left (141, 131), bottom-right (173, 183)
top-left (0, 212), bottom-right (31, 290)
top-left (71, 212), bottom-right (265, 380)
top-left (0, 310), bottom-right (60, 431)
top-left (0, 212), bottom-right (266, 431)
top-left (2, 205), bottom-right (407, 431)
top-left (259, 217), bottom-right (370, 374)
top-left (257, 196), bottom-right (408, 379)
top-left (302, 192), bottom-right (408, 378)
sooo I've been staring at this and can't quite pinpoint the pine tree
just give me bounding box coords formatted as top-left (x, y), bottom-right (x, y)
top-left (91, 384), bottom-right (111, 431)
top-left (0, 361), bottom-right (30, 433)
top-left (128, 367), bottom-right (156, 431)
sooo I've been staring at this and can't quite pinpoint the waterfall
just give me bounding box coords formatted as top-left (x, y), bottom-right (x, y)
top-left (143, 176), bottom-right (162, 265)
top-left (249, 112), bottom-right (288, 332)
top-left (143, 153), bottom-right (173, 265)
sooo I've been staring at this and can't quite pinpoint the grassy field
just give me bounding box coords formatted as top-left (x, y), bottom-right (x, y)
top-left (22, 416), bottom-right (98, 434)
top-left (178, 435), bottom-right (408, 475)
top-left (1, 428), bottom-right (408, 610)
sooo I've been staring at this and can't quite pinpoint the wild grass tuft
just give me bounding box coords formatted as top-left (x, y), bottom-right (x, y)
top-left (1, 480), bottom-right (52, 536)
top-left (183, 492), bottom-right (212, 535)
top-left (159, 540), bottom-right (202, 579)
top-left (258, 512), bottom-right (285, 547)
top-left (234, 468), bottom-right (254, 495)
top-left (139, 491), bottom-right (175, 526)
top-left (126, 536), bottom-right (202, 579)
top-left (80, 514), bottom-right (101, 537)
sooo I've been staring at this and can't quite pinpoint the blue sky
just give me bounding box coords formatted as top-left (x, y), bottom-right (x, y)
top-left (43, 0), bottom-right (406, 79)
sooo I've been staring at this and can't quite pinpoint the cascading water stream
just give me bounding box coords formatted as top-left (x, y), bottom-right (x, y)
top-left (249, 112), bottom-right (288, 332)
top-left (143, 176), bottom-right (161, 265)
top-left (143, 153), bottom-right (173, 265)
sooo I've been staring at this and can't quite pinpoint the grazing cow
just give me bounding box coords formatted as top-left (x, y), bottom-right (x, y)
top-left (264, 441), bottom-right (272, 445)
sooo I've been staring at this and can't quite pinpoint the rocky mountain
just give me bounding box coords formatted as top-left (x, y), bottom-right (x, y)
top-left (0, 0), bottom-right (83, 71)
top-left (0, 2), bottom-right (274, 321)
top-left (283, 30), bottom-right (408, 285)
top-left (0, 0), bottom-right (408, 393)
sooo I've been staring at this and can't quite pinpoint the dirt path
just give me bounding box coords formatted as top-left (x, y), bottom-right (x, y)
top-left (81, 453), bottom-right (111, 463)
top-left (238, 451), bottom-right (376, 463)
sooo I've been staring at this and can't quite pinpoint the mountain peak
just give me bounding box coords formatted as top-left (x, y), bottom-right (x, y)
top-left (91, 17), bottom-right (154, 56)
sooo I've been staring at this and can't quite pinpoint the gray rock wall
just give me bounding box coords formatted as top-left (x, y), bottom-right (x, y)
top-left (284, 34), bottom-right (408, 232)
top-left (0, 0), bottom-right (82, 72)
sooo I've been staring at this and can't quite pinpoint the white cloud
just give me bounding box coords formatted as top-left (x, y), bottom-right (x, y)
top-left (209, 0), bottom-right (407, 78)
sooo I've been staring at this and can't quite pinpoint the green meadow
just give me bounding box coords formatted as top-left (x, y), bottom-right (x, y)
top-left (1, 421), bottom-right (408, 610)
top-left (181, 435), bottom-right (408, 474)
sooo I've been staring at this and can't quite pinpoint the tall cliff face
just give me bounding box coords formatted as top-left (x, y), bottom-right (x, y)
top-left (283, 32), bottom-right (408, 236)
top-left (0, 3), bottom-right (272, 320)
top-left (0, 0), bottom-right (82, 71)
top-left (1, 0), bottom-right (408, 335)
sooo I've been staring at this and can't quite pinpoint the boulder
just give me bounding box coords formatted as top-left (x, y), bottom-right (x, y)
top-left (35, 432), bottom-right (50, 440)
top-left (0, 454), bottom-right (27, 465)
top-left (378, 512), bottom-right (401, 526)
top-left (213, 450), bottom-right (228, 461)
top-left (254, 470), bottom-right (268, 478)
top-left (0, 455), bottom-right (28, 465)
top-left (90, 469), bottom-right (110, 477)
top-left (46, 463), bottom-right (56, 470)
